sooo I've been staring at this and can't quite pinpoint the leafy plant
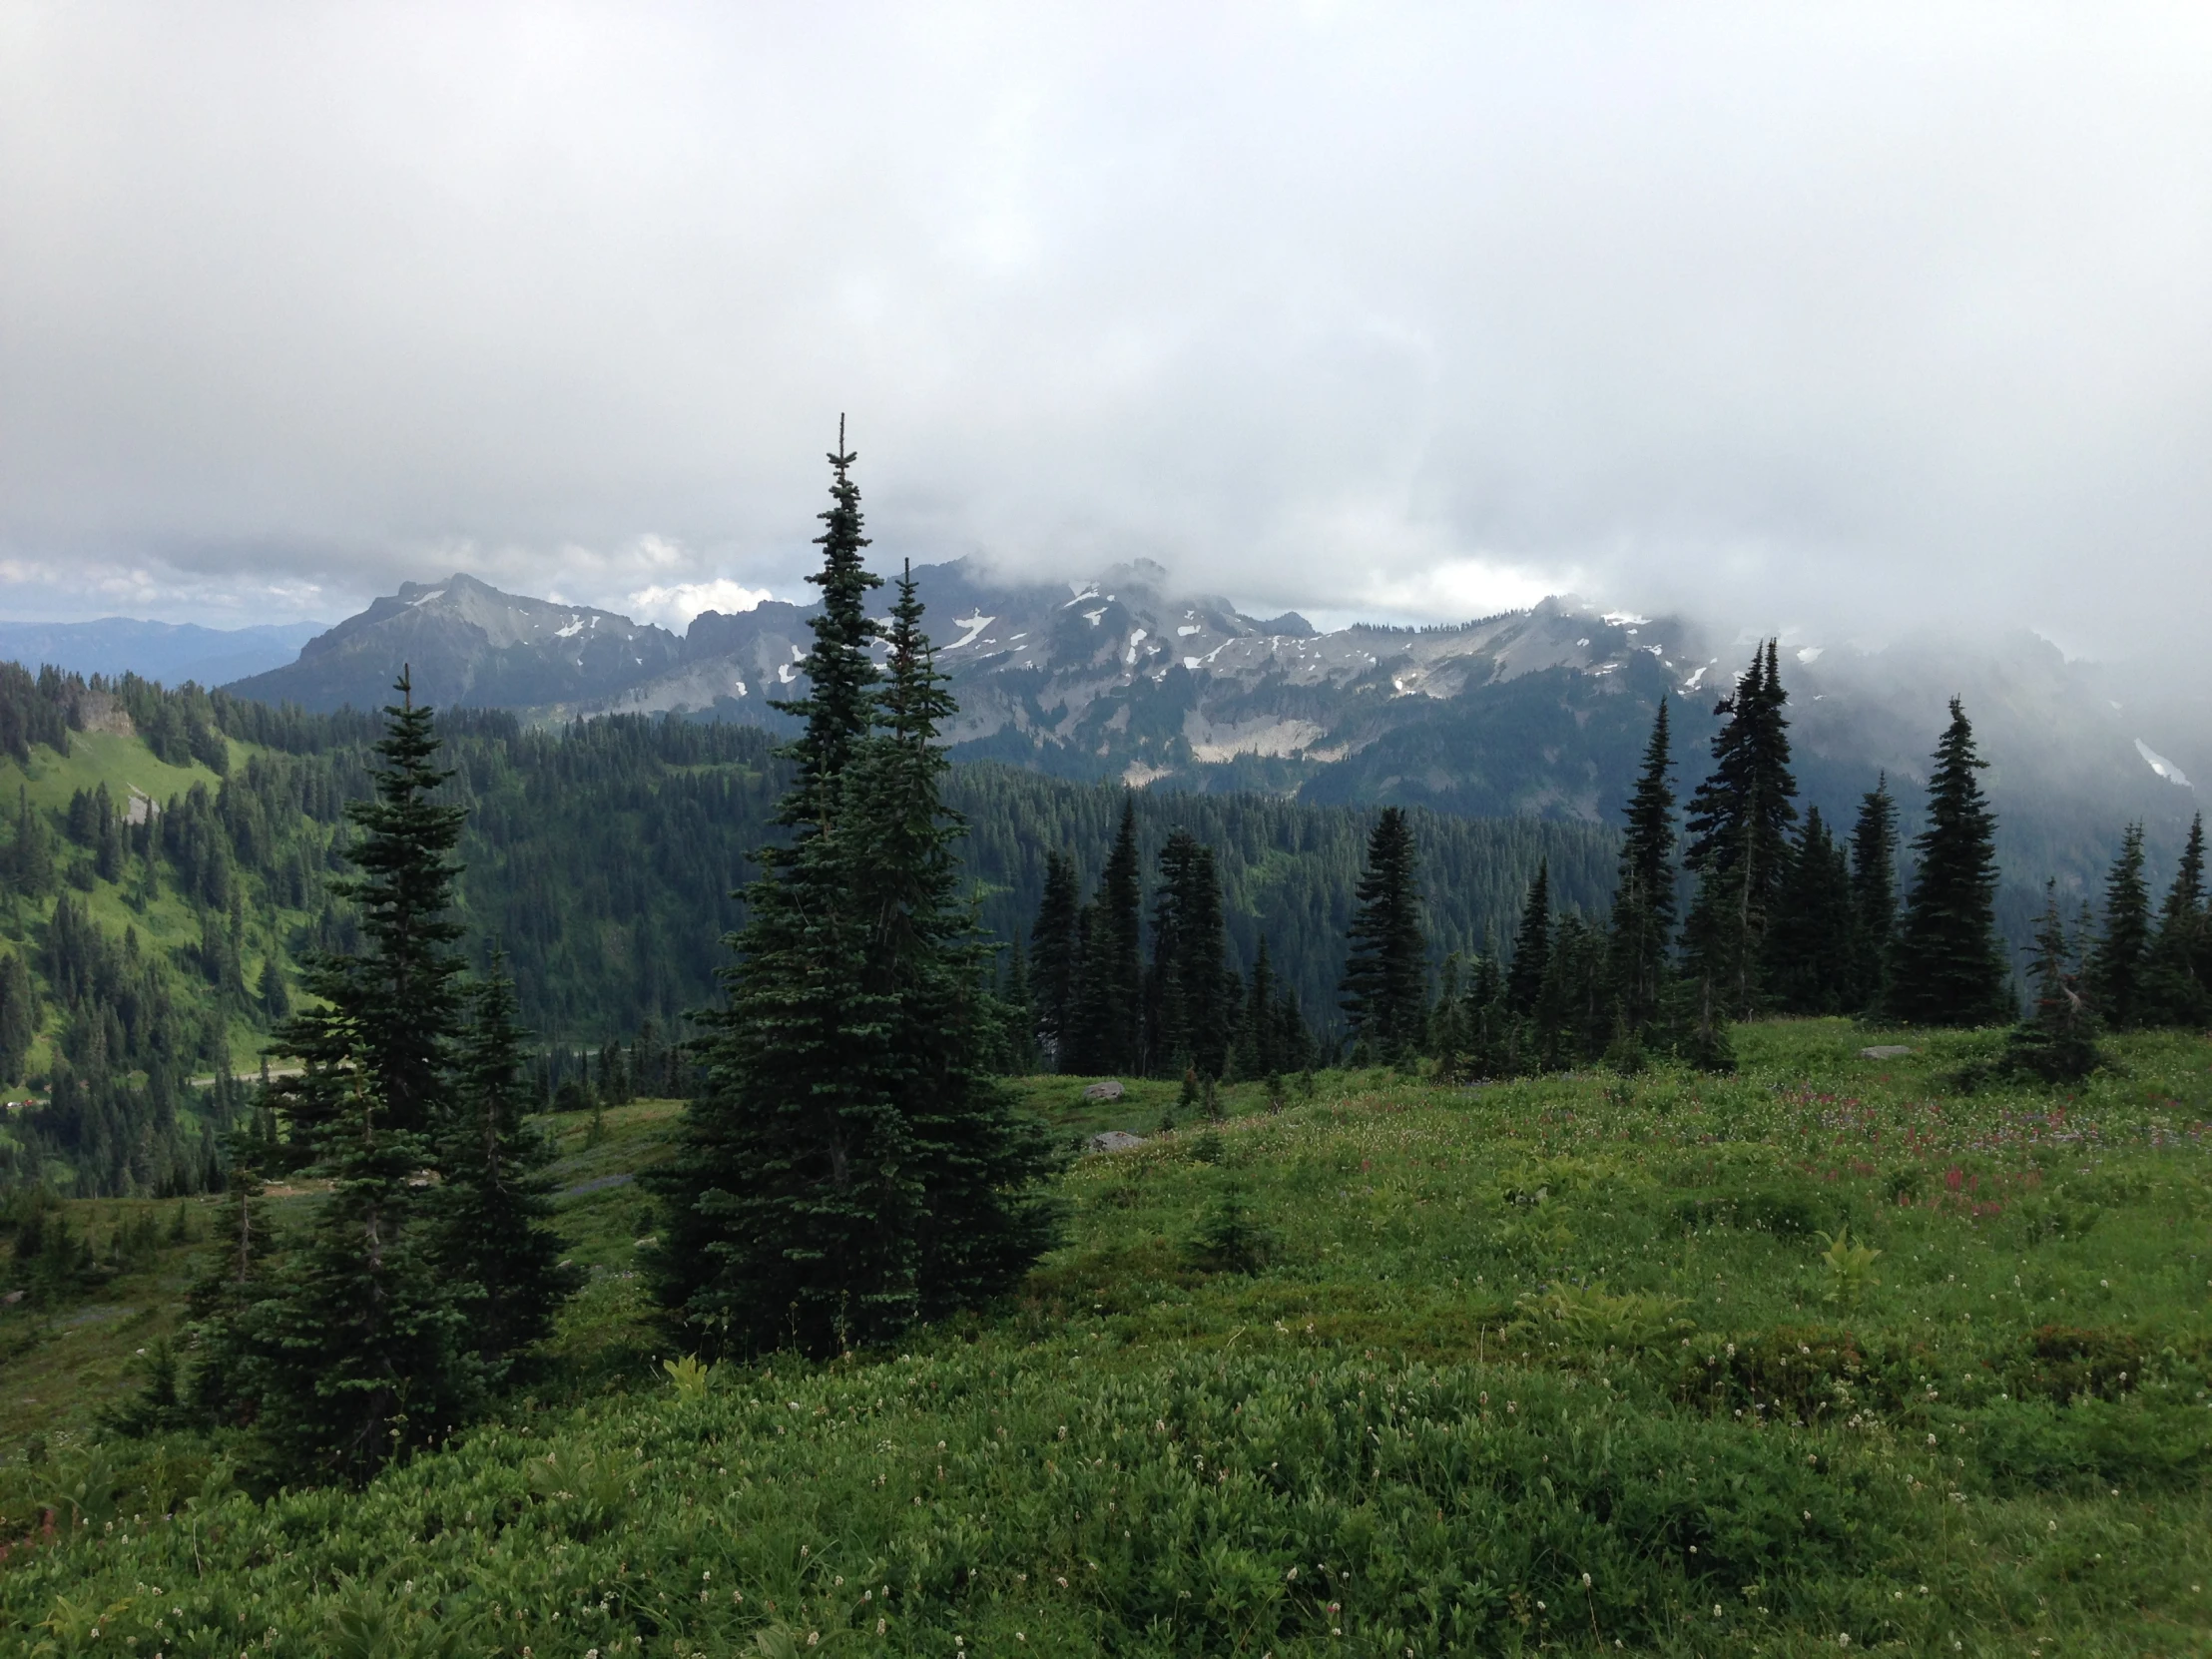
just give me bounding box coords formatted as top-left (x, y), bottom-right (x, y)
top-left (663, 1353), bottom-right (716, 1398)
top-left (1816, 1225), bottom-right (1882, 1313)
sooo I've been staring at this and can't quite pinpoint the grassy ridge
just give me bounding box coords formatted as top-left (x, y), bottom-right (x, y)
top-left (3, 1020), bottom-right (2211, 1654)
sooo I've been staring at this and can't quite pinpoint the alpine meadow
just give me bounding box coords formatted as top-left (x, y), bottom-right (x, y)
top-left (3, 443), bottom-right (2209, 1656)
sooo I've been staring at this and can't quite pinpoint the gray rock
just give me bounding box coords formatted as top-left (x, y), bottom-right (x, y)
top-left (1087, 1130), bottom-right (1148, 1153)
top-left (1082, 1080), bottom-right (1126, 1101)
top-left (1858, 1044), bottom-right (1915, 1060)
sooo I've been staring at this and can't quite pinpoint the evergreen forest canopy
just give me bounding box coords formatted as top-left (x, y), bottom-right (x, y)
top-left (0, 658), bottom-right (1615, 1197)
top-left (0, 479), bottom-right (2203, 1212)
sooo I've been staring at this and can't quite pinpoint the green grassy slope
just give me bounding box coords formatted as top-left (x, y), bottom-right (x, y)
top-left (4, 1021), bottom-right (2211, 1655)
top-left (0, 731), bottom-right (309, 1087)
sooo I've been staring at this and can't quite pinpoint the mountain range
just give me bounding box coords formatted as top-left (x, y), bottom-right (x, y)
top-left (39, 559), bottom-right (2191, 939)
top-left (0, 617), bottom-right (325, 688)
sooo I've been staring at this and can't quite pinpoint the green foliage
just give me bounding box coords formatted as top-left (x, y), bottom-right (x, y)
top-left (1340, 805), bottom-right (1426, 1062)
top-left (1998, 884), bottom-right (2109, 1085)
top-left (1683, 642), bottom-right (1798, 1019)
top-left (663, 1353), bottom-right (716, 1398)
top-left (1815, 1226), bottom-right (1882, 1314)
top-left (7, 1020), bottom-right (2212, 1653)
top-left (652, 474), bottom-right (1057, 1359)
top-left (1888, 698), bottom-right (2011, 1026)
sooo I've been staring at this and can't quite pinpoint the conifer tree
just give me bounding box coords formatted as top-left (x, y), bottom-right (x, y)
top-left (0, 950), bottom-right (35, 1086)
top-left (650, 431), bottom-right (916, 1356)
top-left (1763, 807), bottom-right (1856, 1014)
top-left (1999, 884), bottom-right (2105, 1083)
top-left (2142, 813), bottom-right (2208, 1027)
top-left (1148, 830), bottom-right (1232, 1079)
top-left (1340, 807), bottom-right (1426, 1062)
top-left (1608, 699), bottom-right (1677, 1029)
top-left (181, 1140), bottom-right (278, 1428)
top-left (1504, 860), bottom-right (1552, 1018)
top-left (1847, 775), bottom-right (1900, 1010)
top-left (1233, 935), bottom-right (1276, 1079)
top-left (435, 950), bottom-right (574, 1381)
top-left (2084, 825), bottom-right (2151, 1030)
top-left (327, 675), bottom-right (469, 1136)
top-left (247, 671), bottom-right (477, 1484)
top-left (1088, 798), bottom-right (1145, 1075)
top-left (652, 453), bottom-right (1055, 1357)
top-left (1680, 642), bottom-right (1797, 1019)
top-left (1028, 852), bottom-right (1082, 1070)
top-left (1887, 698), bottom-right (2009, 1027)
top-left (850, 563), bottom-right (1057, 1319)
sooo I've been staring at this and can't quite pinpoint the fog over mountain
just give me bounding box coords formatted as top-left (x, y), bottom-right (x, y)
top-left (3, 7), bottom-right (2211, 678)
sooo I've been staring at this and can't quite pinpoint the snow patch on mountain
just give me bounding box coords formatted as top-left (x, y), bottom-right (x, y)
top-left (2135, 739), bottom-right (2193, 788)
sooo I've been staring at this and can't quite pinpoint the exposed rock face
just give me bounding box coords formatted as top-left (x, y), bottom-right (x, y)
top-left (225, 574), bottom-right (685, 713)
top-left (1082, 1081), bottom-right (1126, 1101)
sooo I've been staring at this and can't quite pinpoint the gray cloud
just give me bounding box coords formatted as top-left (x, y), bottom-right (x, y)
top-left (3, 3), bottom-right (2210, 661)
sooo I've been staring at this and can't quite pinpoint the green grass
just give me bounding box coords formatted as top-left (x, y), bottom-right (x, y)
top-left (4, 1019), bottom-right (2212, 1655)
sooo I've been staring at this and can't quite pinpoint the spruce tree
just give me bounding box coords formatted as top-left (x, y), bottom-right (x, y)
top-left (435, 950), bottom-right (574, 1382)
top-left (1887, 698), bottom-right (2009, 1027)
top-left (245, 671), bottom-right (477, 1484)
top-left (1608, 699), bottom-right (1677, 1030)
top-left (1999, 884), bottom-right (2105, 1083)
top-left (1149, 830), bottom-right (1232, 1080)
top-left (1029, 852), bottom-right (1081, 1071)
top-left (1847, 775), bottom-right (1900, 1010)
top-left (858, 566), bottom-right (1058, 1315)
top-left (0, 950), bottom-right (35, 1086)
top-left (181, 1139), bottom-right (278, 1428)
top-left (1504, 860), bottom-right (1552, 1018)
top-left (1090, 798), bottom-right (1145, 1075)
top-left (2143, 813), bottom-right (2208, 1027)
top-left (326, 674), bottom-right (469, 1136)
top-left (2084, 825), bottom-right (2152, 1030)
top-left (1340, 807), bottom-right (1426, 1062)
top-left (1763, 807), bottom-right (1857, 1015)
top-left (650, 431), bottom-right (917, 1356)
top-left (1680, 642), bottom-right (1797, 1019)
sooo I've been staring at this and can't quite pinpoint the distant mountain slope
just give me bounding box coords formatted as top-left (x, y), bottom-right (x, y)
top-left (223, 574), bottom-right (683, 711)
top-left (0, 617), bottom-right (324, 687)
top-left (226, 560), bottom-right (2209, 941)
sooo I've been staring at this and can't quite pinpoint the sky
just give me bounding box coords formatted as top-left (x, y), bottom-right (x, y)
top-left (3, 3), bottom-right (2210, 661)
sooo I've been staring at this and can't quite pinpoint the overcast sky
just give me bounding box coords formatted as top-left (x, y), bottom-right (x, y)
top-left (3, 3), bottom-right (2209, 659)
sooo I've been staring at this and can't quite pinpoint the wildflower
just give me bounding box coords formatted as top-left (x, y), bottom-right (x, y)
top-left (1581, 1572), bottom-right (1592, 1588)
top-left (876, 1621), bottom-right (886, 1636)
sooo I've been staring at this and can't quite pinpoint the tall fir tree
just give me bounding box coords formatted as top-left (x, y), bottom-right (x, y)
top-left (1847, 774), bottom-right (1900, 1011)
top-left (247, 670), bottom-right (477, 1484)
top-left (1148, 830), bottom-right (1233, 1079)
top-left (2084, 825), bottom-right (2152, 1030)
top-left (1072, 799), bottom-right (1145, 1075)
top-left (850, 563), bottom-right (1058, 1320)
top-left (1340, 806), bottom-right (1426, 1062)
top-left (1608, 699), bottom-right (1677, 1030)
top-left (1680, 642), bottom-right (1798, 1019)
top-left (1504, 859), bottom-right (1552, 1018)
top-left (649, 430), bottom-right (918, 1356)
top-left (1887, 698), bottom-right (2009, 1027)
top-left (2143, 813), bottom-right (2208, 1027)
top-left (181, 1137), bottom-right (278, 1428)
top-left (1028, 852), bottom-right (1082, 1070)
top-left (435, 949), bottom-right (575, 1382)
top-left (1999, 883), bottom-right (2104, 1082)
top-left (1762, 807), bottom-right (1856, 1014)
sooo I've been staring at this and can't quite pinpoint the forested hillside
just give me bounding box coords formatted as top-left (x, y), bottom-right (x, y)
top-left (0, 664), bottom-right (1616, 1196)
